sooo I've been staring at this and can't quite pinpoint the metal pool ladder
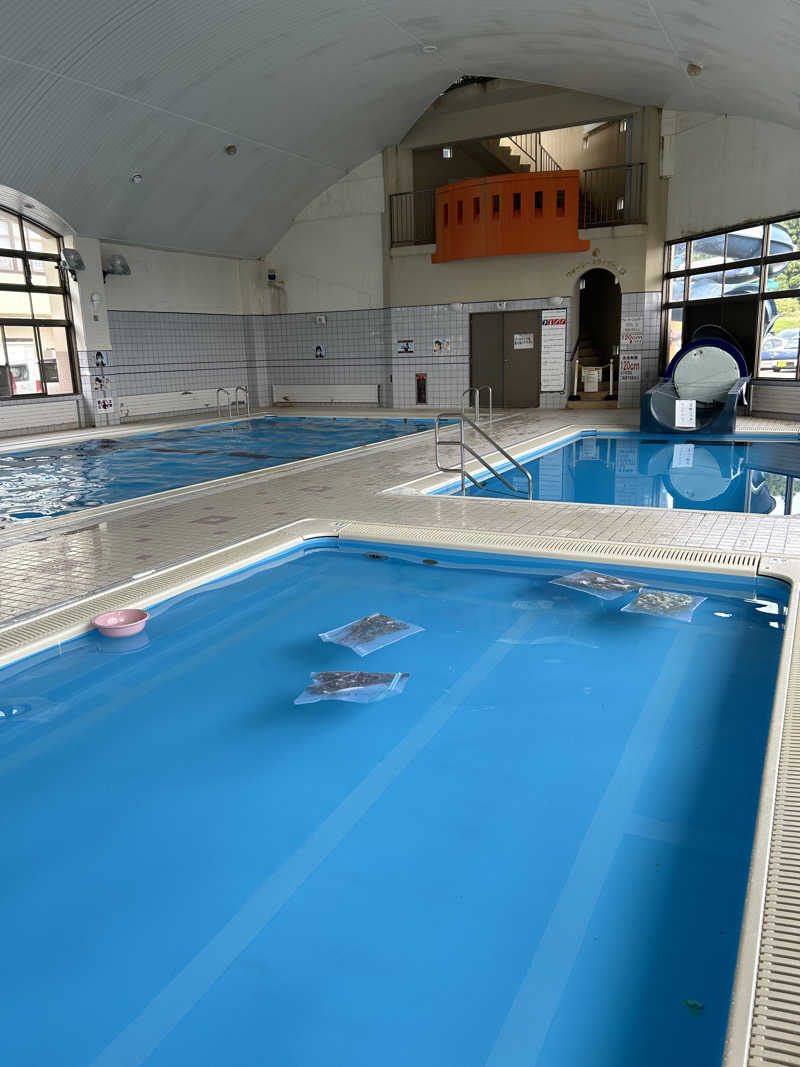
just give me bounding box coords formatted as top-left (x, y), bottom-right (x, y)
top-left (434, 412), bottom-right (532, 498)
top-left (233, 385), bottom-right (250, 417)
top-left (216, 387), bottom-right (232, 418)
top-left (460, 384), bottom-right (493, 422)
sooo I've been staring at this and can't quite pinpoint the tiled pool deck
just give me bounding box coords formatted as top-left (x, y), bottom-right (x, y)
top-left (2, 405), bottom-right (800, 625)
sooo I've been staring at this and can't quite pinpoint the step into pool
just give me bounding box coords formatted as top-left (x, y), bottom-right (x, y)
top-left (0, 416), bottom-right (441, 522)
top-left (435, 431), bottom-right (800, 515)
top-left (0, 541), bottom-right (787, 1065)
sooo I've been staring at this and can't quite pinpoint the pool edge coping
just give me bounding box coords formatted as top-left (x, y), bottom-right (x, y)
top-left (0, 517), bottom-right (796, 1067)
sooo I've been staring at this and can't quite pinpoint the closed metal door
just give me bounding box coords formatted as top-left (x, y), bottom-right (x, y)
top-left (470, 312), bottom-right (504, 407)
top-left (502, 311), bottom-right (540, 407)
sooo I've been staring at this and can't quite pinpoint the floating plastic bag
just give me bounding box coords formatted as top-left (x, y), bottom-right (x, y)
top-left (294, 671), bottom-right (409, 705)
top-left (621, 588), bottom-right (706, 623)
top-left (550, 570), bottom-right (641, 601)
top-left (319, 612), bottom-right (423, 657)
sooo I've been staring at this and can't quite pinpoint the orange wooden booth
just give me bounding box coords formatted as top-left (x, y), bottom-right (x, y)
top-left (431, 171), bottom-right (590, 263)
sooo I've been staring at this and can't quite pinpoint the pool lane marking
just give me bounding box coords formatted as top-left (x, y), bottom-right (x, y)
top-left (486, 631), bottom-right (693, 1066)
top-left (90, 611), bottom-right (538, 1067)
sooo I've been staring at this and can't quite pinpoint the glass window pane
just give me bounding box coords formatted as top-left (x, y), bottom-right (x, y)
top-left (0, 255), bottom-right (26, 285)
top-left (27, 258), bottom-right (62, 287)
top-left (759, 296), bottom-right (800, 377)
top-left (30, 291), bottom-right (66, 319)
top-left (723, 267), bottom-right (760, 296)
top-left (768, 218), bottom-right (800, 258)
top-left (725, 225), bottom-right (764, 261)
top-left (688, 271), bottom-right (723, 300)
top-left (0, 289), bottom-right (32, 318)
top-left (3, 325), bottom-right (40, 394)
top-left (666, 307), bottom-right (684, 363)
top-left (22, 220), bottom-right (58, 255)
top-left (668, 276), bottom-right (684, 302)
top-left (690, 234), bottom-right (725, 268)
top-left (0, 209), bottom-right (23, 251)
top-left (669, 242), bottom-right (686, 270)
top-left (765, 256), bottom-right (800, 293)
top-left (37, 325), bottom-right (73, 394)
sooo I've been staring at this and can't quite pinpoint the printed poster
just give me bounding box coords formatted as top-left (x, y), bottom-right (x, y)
top-left (621, 315), bottom-right (644, 348)
top-left (433, 338), bottom-right (451, 353)
top-left (540, 309), bottom-right (567, 392)
top-left (513, 333), bottom-right (534, 350)
top-left (397, 339), bottom-right (415, 354)
top-left (620, 356), bottom-right (641, 383)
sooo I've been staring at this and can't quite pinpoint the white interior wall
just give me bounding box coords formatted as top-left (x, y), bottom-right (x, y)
top-left (667, 113), bottom-right (800, 239)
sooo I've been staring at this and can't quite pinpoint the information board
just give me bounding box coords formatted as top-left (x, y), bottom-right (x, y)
top-left (540, 309), bottom-right (567, 392)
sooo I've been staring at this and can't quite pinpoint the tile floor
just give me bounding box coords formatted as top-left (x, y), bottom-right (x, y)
top-left (1, 406), bottom-right (799, 626)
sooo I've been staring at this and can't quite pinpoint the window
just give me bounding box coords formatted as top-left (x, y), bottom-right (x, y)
top-left (443, 203), bottom-right (449, 228)
top-left (473, 196), bottom-right (480, 220)
top-left (534, 190), bottom-right (543, 217)
top-left (663, 212), bottom-right (800, 380)
top-left (456, 200), bottom-right (463, 224)
top-left (512, 192), bottom-right (521, 216)
top-left (556, 190), bottom-right (566, 217)
top-left (492, 194), bottom-right (500, 217)
top-left (0, 207), bottom-right (75, 398)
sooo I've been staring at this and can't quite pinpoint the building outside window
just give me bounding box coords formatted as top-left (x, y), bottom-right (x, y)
top-left (0, 206), bottom-right (76, 399)
top-left (663, 215), bottom-right (800, 380)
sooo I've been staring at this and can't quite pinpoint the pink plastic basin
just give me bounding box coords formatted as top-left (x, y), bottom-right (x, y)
top-left (93, 608), bottom-right (150, 638)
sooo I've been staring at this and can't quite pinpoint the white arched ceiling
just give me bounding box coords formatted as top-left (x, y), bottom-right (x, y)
top-left (0, 0), bottom-right (796, 256)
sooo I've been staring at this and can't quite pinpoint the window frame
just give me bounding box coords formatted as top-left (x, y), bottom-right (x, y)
top-left (0, 206), bottom-right (78, 400)
top-left (662, 212), bottom-right (800, 382)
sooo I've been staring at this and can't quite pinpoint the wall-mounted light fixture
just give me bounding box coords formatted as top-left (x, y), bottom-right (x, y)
top-left (60, 248), bottom-right (86, 282)
top-left (102, 253), bottom-right (132, 282)
top-left (442, 146), bottom-right (453, 159)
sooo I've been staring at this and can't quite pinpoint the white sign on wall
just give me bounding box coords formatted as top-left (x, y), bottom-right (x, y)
top-left (675, 399), bottom-right (697, 428)
top-left (620, 356), bottom-right (641, 383)
top-left (396, 339), bottom-right (414, 354)
top-left (96, 397), bottom-right (114, 412)
top-left (621, 315), bottom-right (644, 348)
top-left (540, 309), bottom-right (567, 393)
top-left (513, 332), bottom-right (534, 349)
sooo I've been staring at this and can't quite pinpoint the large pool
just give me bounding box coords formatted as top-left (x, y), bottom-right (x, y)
top-left (440, 432), bottom-right (800, 514)
top-left (0, 540), bottom-right (786, 1065)
top-left (0, 416), bottom-right (440, 522)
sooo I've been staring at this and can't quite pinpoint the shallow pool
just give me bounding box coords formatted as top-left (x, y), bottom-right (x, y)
top-left (0, 541), bottom-right (786, 1065)
top-left (0, 416), bottom-right (439, 521)
top-left (440, 432), bottom-right (800, 514)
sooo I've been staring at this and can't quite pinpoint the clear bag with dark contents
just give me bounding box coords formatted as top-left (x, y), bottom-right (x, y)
top-left (620, 588), bottom-right (706, 622)
top-left (294, 671), bottom-right (410, 705)
top-left (319, 612), bottom-right (423, 657)
top-left (550, 570), bottom-right (642, 600)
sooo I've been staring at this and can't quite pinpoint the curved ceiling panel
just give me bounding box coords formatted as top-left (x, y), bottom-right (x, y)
top-left (0, 0), bottom-right (795, 255)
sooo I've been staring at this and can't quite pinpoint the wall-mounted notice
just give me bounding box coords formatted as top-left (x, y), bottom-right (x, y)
top-left (314, 344), bottom-right (327, 359)
top-left (621, 315), bottom-right (644, 348)
top-left (675, 399), bottom-right (696, 428)
top-left (620, 356), bottom-right (641, 383)
top-left (513, 332), bottom-right (534, 350)
top-left (96, 397), bottom-right (114, 412)
top-left (397, 339), bottom-right (414, 354)
top-left (540, 309), bottom-right (567, 392)
top-left (433, 338), bottom-right (451, 353)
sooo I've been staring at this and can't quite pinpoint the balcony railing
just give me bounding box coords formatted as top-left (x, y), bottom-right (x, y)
top-left (579, 163), bottom-right (646, 228)
top-left (389, 190), bottom-right (436, 246)
top-left (389, 163), bottom-right (647, 247)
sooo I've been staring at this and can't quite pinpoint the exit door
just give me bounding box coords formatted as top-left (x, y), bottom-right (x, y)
top-left (470, 310), bottom-right (541, 408)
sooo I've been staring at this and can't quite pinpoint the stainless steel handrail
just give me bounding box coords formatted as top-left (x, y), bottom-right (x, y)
top-left (434, 412), bottom-right (532, 499)
top-left (216, 387), bottom-right (232, 418)
top-left (233, 385), bottom-right (250, 417)
top-left (475, 384), bottom-right (493, 421)
top-left (461, 387), bottom-right (479, 420)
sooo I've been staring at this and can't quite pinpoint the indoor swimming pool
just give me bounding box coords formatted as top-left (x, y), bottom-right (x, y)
top-left (0, 416), bottom-right (440, 521)
top-left (438, 431), bottom-right (800, 514)
top-left (0, 539), bottom-right (786, 1066)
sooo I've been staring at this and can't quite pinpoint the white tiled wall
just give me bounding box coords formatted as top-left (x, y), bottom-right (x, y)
top-left (618, 291), bottom-right (662, 408)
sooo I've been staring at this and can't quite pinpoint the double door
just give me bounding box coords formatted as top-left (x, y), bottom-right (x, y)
top-left (470, 310), bottom-right (541, 408)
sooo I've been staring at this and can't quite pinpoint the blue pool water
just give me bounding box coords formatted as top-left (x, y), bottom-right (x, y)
top-left (0, 541), bottom-right (786, 1065)
top-left (0, 416), bottom-right (440, 522)
top-left (444, 432), bottom-right (800, 514)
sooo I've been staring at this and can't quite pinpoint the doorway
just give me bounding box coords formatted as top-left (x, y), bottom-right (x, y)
top-left (577, 268), bottom-right (621, 366)
top-left (681, 297), bottom-right (760, 377)
top-left (470, 310), bottom-right (541, 408)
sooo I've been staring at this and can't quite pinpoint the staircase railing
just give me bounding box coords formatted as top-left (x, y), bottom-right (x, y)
top-left (434, 412), bottom-right (532, 499)
top-left (504, 132), bottom-right (561, 172)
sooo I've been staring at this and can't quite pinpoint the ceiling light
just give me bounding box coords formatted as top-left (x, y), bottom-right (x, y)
top-left (686, 62), bottom-right (703, 76)
top-left (224, 144), bottom-right (238, 156)
top-left (422, 44), bottom-right (438, 54)
top-left (130, 173), bottom-right (143, 184)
